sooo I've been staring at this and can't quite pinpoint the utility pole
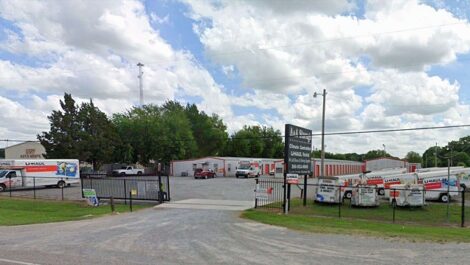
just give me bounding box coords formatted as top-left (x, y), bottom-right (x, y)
top-left (314, 89), bottom-right (327, 177)
top-left (137, 62), bottom-right (144, 106)
top-left (435, 142), bottom-right (438, 167)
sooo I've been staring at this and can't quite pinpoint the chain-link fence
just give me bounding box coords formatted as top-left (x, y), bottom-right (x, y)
top-left (0, 176), bottom-right (82, 200)
top-left (254, 178), bottom-right (469, 227)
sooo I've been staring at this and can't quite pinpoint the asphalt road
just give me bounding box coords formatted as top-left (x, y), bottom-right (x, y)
top-left (1, 177), bottom-right (470, 265)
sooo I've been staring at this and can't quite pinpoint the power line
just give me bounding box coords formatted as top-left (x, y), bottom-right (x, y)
top-left (2, 124), bottom-right (470, 144)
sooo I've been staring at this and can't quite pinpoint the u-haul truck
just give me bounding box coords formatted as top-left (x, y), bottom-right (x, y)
top-left (362, 168), bottom-right (408, 195)
top-left (236, 160), bottom-right (261, 178)
top-left (0, 159), bottom-right (80, 192)
top-left (416, 171), bottom-right (461, 202)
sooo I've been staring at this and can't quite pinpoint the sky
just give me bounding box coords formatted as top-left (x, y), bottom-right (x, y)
top-left (1, 0), bottom-right (470, 158)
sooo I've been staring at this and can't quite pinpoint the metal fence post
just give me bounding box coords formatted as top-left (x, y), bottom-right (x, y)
top-left (80, 177), bottom-right (84, 198)
top-left (158, 175), bottom-right (163, 204)
top-left (255, 178), bottom-right (259, 209)
top-left (338, 185), bottom-right (341, 219)
top-left (33, 177), bottom-right (36, 200)
top-left (166, 175), bottom-right (171, 201)
top-left (287, 183), bottom-right (291, 211)
top-left (303, 175), bottom-right (307, 206)
top-left (462, 187), bottom-right (466, 228)
top-left (129, 191), bottom-right (133, 212)
top-left (392, 188), bottom-right (396, 223)
top-left (61, 178), bottom-right (64, 201)
top-left (123, 179), bottom-right (127, 205)
top-left (8, 175), bottom-right (11, 197)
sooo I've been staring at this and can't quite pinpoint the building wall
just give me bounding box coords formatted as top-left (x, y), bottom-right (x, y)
top-left (5, 142), bottom-right (46, 159)
top-left (312, 159), bottom-right (364, 177)
top-left (171, 157), bottom-right (283, 177)
top-left (365, 158), bottom-right (405, 171)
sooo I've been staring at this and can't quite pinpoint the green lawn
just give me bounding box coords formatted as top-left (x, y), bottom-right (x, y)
top-left (287, 199), bottom-right (464, 226)
top-left (243, 199), bottom-right (470, 242)
top-left (0, 197), bottom-right (149, 226)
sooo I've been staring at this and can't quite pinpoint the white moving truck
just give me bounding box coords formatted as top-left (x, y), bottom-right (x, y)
top-left (416, 171), bottom-right (461, 202)
top-left (362, 168), bottom-right (408, 195)
top-left (336, 173), bottom-right (362, 199)
top-left (389, 184), bottom-right (425, 207)
top-left (0, 159), bottom-right (80, 192)
top-left (236, 160), bottom-right (261, 178)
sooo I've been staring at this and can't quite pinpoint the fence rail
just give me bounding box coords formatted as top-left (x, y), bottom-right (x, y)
top-left (0, 176), bottom-right (81, 201)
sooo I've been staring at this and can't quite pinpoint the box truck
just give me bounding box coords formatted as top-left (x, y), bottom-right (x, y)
top-left (362, 168), bottom-right (408, 195)
top-left (0, 159), bottom-right (80, 192)
top-left (416, 171), bottom-right (461, 202)
top-left (236, 160), bottom-right (261, 178)
top-left (382, 173), bottom-right (417, 198)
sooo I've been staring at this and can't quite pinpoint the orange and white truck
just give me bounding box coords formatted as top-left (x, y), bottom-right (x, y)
top-left (0, 159), bottom-right (80, 192)
top-left (361, 168), bottom-right (408, 195)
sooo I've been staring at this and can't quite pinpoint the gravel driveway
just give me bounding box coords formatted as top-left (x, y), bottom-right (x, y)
top-left (0, 177), bottom-right (469, 265)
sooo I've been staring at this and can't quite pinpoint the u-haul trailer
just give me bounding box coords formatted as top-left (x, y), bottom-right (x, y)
top-left (315, 177), bottom-right (343, 203)
top-left (0, 159), bottom-right (80, 192)
top-left (416, 171), bottom-right (461, 202)
top-left (315, 174), bottom-right (362, 203)
top-left (362, 168), bottom-right (408, 195)
top-left (351, 184), bottom-right (380, 207)
top-left (389, 184), bottom-right (425, 207)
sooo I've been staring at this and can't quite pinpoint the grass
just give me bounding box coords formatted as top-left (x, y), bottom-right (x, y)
top-left (242, 199), bottom-right (470, 242)
top-left (0, 197), bottom-right (150, 226)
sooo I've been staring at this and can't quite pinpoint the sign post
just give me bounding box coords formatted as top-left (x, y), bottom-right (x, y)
top-left (284, 124), bottom-right (312, 214)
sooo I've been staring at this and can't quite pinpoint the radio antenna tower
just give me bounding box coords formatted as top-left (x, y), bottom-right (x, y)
top-left (137, 62), bottom-right (144, 106)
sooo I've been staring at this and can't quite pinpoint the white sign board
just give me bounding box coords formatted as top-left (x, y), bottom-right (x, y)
top-left (286, 174), bottom-right (299, 184)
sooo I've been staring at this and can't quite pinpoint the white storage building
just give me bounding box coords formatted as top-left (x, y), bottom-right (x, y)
top-left (170, 157), bottom-right (283, 177)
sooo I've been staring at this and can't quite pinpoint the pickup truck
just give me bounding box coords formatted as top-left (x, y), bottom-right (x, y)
top-left (112, 166), bottom-right (143, 176)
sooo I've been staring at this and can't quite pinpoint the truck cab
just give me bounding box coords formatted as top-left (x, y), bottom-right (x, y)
top-left (0, 169), bottom-right (24, 192)
top-left (235, 161), bottom-right (260, 178)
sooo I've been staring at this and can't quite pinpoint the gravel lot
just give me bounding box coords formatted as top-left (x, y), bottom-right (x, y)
top-left (1, 177), bottom-right (470, 265)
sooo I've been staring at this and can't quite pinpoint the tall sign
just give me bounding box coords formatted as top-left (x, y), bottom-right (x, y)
top-left (283, 124), bottom-right (312, 214)
top-left (284, 124), bottom-right (312, 175)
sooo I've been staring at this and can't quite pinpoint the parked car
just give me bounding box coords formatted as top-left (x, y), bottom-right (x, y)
top-left (194, 168), bottom-right (216, 179)
top-left (112, 166), bottom-right (143, 176)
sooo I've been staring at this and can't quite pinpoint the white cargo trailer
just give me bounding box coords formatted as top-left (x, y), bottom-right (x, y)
top-left (0, 159), bottom-right (80, 192)
top-left (351, 184), bottom-right (380, 207)
top-left (315, 177), bottom-right (343, 203)
top-left (389, 184), bottom-right (425, 207)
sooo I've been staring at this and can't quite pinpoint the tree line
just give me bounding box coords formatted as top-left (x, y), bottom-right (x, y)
top-left (38, 93), bottom-right (283, 169)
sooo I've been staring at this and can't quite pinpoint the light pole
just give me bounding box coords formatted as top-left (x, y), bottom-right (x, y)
top-left (382, 144), bottom-right (386, 154)
top-left (313, 89), bottom-right (327, 177)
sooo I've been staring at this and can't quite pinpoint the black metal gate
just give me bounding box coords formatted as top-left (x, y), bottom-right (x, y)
top-left (81, 176), bottom-right (170, 203)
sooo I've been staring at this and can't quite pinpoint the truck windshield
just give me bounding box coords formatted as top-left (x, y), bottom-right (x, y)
top-left (238, 164), bottom-right (251, 169)
top-left (0, 171), bottom-right (7, 178)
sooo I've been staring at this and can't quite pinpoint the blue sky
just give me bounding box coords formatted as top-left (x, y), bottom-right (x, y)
top-left (1, 0), bottom-right (470, 157)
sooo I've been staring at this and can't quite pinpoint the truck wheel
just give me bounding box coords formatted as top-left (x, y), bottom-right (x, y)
top-left (57, 181), bottom-right (66, 189)
top-left (440, 193), bottom-right (450, 203)
top-left (345, 192), bottom-right (352, 199)
top-left (378, 189), bottom-right (385, 196)
top-left (236, 175), bottom-right (239, 178)
top-left (0, 184), bottom-right (6, 192)
top-left (120, 172), bottom-right (126, 176)
top-left (137, 171), bottom-right (143, 175)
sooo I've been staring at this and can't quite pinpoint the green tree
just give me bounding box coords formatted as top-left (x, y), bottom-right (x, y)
top-left (363, 149), bottom-right (391, 160)
top-left (184, 103), bottom-right (228, 157)
top-left (77, 100), bottom-right (120, 169)
top-left (224, 126), bottom-right (283, 158)
top-left (38, 93), bottom-right (82, 159)
top-left (405, 151), bottom-right (422, 163)
top-left (452, 152), bottom-right (470, 167)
